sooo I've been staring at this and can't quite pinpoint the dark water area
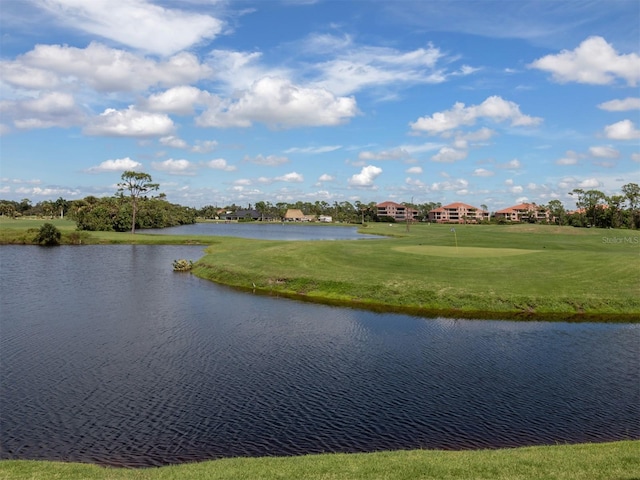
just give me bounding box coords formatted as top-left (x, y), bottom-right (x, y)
top-left (143, 222), bottom-right (378, 240)
top-left (0, 245), bottom-right (638, 467)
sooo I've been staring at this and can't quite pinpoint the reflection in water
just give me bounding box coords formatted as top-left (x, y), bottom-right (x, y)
top-left (0, 245), bottom-right (638, 467)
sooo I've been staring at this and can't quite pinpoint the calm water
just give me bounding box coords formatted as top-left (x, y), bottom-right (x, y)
top-left (143, 222), bottom-right (378, 240)
top-left (0, 245), bottom-right (638, 467)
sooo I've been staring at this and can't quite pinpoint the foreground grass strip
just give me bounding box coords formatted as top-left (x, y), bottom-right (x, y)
top-left (1, 441), bottom-right (638, 480)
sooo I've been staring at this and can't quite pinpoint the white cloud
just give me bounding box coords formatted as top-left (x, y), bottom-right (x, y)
top-left (5, 91), bottom-right (84, 129)
top-left (275, 172), bottom-right (304, 182)
top-left (604, 119), bottom-right (640, 140)
top-left (499, 158), bottom-right (522, 169)
top-left (406, 166), bottom-right (423, 174)
top-left (430, 178), bottom-right (469, 192)
top-left (473, 168), bottom-right (494, 177)
top-left (145, 86), bottom-right (212, 115)
top-left (578, 178), bottom-right (601, 188)
top-left (196, 77), bottom-right (358, 128)
top-left (84, 106), bottom-right (174, 137)
top-left (556, 150), bottom-right (581, 165)
top-left (4, 42), bottom-right (212, 93)
top-left (284, 145), bottom-right (342, 154)
top-left (159, 135), bottom-right (188, 149)
top-left (589, 145), bottom-right (620, 159)
top-left (36, 0), bottom-right (224, 56)
top-left (529, 36), bottom-right (640, 86)
top-left (598, 97), bottom-right (640, 111)
top-left (359, 148), bottom-right (411, 161)
top-left (348, 165), bottom-right (382, 187)
top-left (191, 140), bottom-right (218, 154)
top-left (510, 185), bottom-right (524, 194)
top-left (244, 154), bottom-right (290, 166)
top-left (151, 158), bottom-right (196, 175)
top-left (505, 179), bottom-right (514, 186)
top-left (205, 159), bottom-right (236, 171)
top-left (431, 147), bottom-right (467, 163)
top-left (631, 153), bottom-right (640, 162)
top-left (410, 95), bottom-right (541, 134)
top-left (86, 157), bottom-right (142, 173)
top-left (311, 40), bottom-right (448, 95)
top-left (318, 174), bottom-right (335, 182)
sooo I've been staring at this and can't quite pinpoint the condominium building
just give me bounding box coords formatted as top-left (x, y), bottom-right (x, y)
top-left (428, 202), bottom-right (488, 223)
top-left (376, 201), bottom-right (419, 221)
top-left (495, 203), bottom-right (550, 222)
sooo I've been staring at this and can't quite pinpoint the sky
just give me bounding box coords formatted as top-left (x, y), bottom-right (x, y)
top-left (1, 0), bottom-right (639, 210)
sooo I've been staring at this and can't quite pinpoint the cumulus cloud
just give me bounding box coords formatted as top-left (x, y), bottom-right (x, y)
top-left (631, 153), bottom-right (640, 162)
top-left (191, 140), bottom-right (218, 154)
top-left (589, 145), bottom-right (620, 159)
top-left (36, 0), bottom-right (224, 56)
top-left (144, 86), bottom-right (213, 115)
top-left (598, 97), bottom-right (640, 111)
top-left (556, 150), bottom-right (582, 165)
top-left (4, 91), bottom-right (85, 129)
top-left (2, 43), bottom-right (212, 94)
top-left (348, 165), bottom-right (382, 187)
top-left (84, 106), bottom-right (174, 137)
top-left (578, 178), bottom-right (601, 188)
top-left (275, 172), bottom-right (304, 182)
top-left (86, 157), bottom-right (142, 173)
top-left (317, 174), bottom-right (335, 182)
top-left (159, 135), bottom-right (188, 149)
top-left (473, 168), bottom-right (494, 177)
top-left (430, 178), bottom-right (469, 192)
top-left (244, 154), bottom-right (290, 166)
top-left (499, 158), bottom-right (522, 169)
top-left (604, 119), bottom-right (640, 140)
top-left (151, 158), bottom-right (196, 175)
top-left (406, 166), bottom-right (423, 174)
top-left (529, 36), bottom-right (640, 86)
top-left (410, 95), bottom-right (541, 135)
top-left (431, 147), bottom-right (467, 163)
top-left (196, 77), bottom-right (358, 128)
top-left (205, 159), bottom-right (236, 171)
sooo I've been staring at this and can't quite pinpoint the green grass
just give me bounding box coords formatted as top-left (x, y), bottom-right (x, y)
top-left (192, 223), bottom-right (640, 321)
top-left (1, 441), bottom-right (638, 479)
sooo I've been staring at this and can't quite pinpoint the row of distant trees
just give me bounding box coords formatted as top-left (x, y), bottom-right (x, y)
top-left (1, 178), bottom-right (638, 230)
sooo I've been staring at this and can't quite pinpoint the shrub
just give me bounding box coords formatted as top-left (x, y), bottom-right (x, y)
top-left (34, 223), bottom-right (61, 246)
top-left (172, 259), bottom-right (194, 272)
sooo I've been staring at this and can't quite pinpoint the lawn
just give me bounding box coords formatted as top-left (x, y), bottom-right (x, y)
top-left (1, 441), bottom-right (638, 480)
top-left (192, 223), bottom-right (640, 321)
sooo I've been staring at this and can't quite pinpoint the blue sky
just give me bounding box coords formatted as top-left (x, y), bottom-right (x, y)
top-left (1, 0), bottom-right (638, 210)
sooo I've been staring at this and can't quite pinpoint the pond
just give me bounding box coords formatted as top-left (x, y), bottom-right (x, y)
top-left (143, 222), bottom-right (379, 240)
top-left (0, 244), bottom-right (638, 467)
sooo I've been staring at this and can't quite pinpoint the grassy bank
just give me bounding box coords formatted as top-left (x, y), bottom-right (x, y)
top-left (192, 223), bottom-right (640, 321)
top-left (1, 441), bottom-right (638, 480)
top-left (0, 218), bottom-right (216, 246)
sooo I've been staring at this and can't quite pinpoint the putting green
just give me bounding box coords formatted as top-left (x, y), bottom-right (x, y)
top-left (394, 245), bottom-right (543, 258)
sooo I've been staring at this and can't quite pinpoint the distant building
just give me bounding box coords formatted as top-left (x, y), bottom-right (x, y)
top-left (428, 202), bottom-right (488, 223)
top-left (318, 215), bottom-right (333, 223)
top-left (495, 203), bottom-right (550, 222)
top-left (284, 209), bottom-right (316, 222)
top-left (376, 201), bottom-right (419, 221)
top-left (222, 209), bottom-right (261, 221)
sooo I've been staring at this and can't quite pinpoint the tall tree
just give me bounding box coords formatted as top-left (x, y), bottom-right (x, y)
top-left (622, 183), bottom-right (640, 228)
top-left (117, 171), bottom-right (159, 234)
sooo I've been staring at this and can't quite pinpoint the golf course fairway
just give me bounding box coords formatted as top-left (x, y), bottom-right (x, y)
top-left (192, 223), bottom-right (640, 321)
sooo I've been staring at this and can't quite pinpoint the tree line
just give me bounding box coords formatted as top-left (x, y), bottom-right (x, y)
top-left (1, 176), bottom-right (638, 230)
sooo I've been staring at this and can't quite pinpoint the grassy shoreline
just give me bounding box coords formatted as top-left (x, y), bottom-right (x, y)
top-left (1, 441), bottom-right (638, 479)
top-left (2, 218), bottom-right (639, 321)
